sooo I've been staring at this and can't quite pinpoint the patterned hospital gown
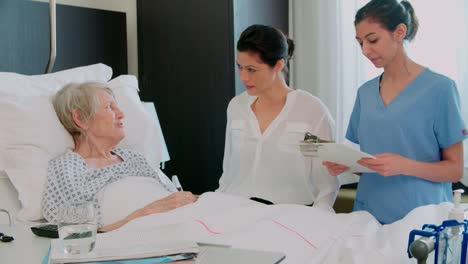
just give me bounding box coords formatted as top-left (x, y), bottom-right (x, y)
top-left (41, 147), bottom-right (175, 227)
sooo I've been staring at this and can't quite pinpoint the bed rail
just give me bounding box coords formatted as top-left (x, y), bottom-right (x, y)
top-left (44, 0), bottom-right (56, 74)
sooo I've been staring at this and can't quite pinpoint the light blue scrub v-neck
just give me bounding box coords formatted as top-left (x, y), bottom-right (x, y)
top-left (346, 68), bottom-right (467, 224)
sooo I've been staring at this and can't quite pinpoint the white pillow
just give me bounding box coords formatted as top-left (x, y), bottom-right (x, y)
top-left (0, 75), bottom-right (165, 221)
top-left (0, 177), bottom-right (21, 217)
top-left (0, 63), bottom-right (113, 170)
top-left (111, 75), bottom-right (163, 169)
top-left (0, 63), bottom-right (113, 97)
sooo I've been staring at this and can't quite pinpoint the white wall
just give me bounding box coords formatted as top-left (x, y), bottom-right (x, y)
top-left (33, 0), bottom-right (138, 76)
top-left (289, 1), bottom-right (468, 185)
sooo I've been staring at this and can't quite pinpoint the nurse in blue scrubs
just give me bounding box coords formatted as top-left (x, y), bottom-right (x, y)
top-left (323, 0), bottom-right (467, 224)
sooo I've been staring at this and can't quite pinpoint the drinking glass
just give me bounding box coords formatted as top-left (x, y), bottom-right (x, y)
top-left (57, 202), bottom-right (97, 255)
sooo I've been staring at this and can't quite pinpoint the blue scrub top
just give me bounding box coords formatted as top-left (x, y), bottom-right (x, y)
top-left (346, 68), bottom-right (467, 224)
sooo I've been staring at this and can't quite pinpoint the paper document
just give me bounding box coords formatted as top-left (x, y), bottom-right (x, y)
top-left (48, 233), bottom-right (199, 264)
top-left (317, 143), bottom-right (375, 173)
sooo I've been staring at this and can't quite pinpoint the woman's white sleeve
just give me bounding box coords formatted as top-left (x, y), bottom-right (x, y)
top-left (216, 104), bottom-right (233, 191)
top-left (311, 109), bottom-right (340, 210)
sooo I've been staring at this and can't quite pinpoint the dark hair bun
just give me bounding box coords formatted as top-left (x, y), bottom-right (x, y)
top-left (237, 24), bottom-right (292, 67)
top-left (400, 0), bottom-right (419, 41)
top-left (355, 0), bottom-right (419, 41)
top-left (287, 38), bottom-right (295, 59)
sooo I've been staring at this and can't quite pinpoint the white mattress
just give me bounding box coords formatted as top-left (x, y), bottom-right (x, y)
top-left (0, 175), bottom-right (50, 264)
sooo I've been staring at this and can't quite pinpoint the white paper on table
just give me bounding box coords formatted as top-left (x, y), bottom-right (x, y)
top-left (48, 234), bottom-right (199, 264)
top-left (317, 143), bottom-right (375, 173)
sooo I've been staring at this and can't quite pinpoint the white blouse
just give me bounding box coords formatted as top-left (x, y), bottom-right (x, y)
top-left (217, 90), bottom-right (339, 208)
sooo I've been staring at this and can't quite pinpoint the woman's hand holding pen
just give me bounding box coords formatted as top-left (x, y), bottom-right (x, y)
top-left (358, 153), bottom-right (409, 177)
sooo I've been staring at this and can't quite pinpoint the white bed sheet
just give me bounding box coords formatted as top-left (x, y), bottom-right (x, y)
top-left (1, 168), bottom-right (464, 264)
top-left (1, 175), bottom-right (461, 264)
top-left (108, 192), bottom-right (453, 264)
top-left (0, 176), bottom-right (50, 264)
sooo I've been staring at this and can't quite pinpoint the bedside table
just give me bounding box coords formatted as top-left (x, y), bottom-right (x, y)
top-left (0, 210), bottom-right (51, 264)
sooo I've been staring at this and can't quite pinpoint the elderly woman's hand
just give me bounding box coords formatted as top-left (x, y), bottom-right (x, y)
top-left (139, 191), bottom-right (198, 216)
top-left (100, 191), bottom-right (198, 232)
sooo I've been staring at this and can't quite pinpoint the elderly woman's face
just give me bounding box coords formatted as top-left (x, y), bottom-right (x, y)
top-left (86, 89), bottom-right (125, 144)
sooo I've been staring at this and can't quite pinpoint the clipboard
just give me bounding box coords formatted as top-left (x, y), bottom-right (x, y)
top-left (316, 143), bottom-right (376, 173)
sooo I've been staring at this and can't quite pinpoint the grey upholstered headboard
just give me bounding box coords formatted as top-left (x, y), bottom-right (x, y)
top-left (0, 0), bottom-right (127, 77)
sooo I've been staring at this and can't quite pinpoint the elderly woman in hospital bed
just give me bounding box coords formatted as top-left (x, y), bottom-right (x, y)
top-left (41, 82), bottom-right (197, 232)
top-left (34, 81), bottom-right (462, 264)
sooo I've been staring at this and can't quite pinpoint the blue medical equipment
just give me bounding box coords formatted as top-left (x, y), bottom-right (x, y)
top-left (407, 190), bottom-right (467, 264)
top-left (407, 220), bottom-right (468, 264)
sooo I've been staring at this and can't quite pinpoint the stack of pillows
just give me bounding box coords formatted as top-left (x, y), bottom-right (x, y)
top-left (0, 64), bottom-right (164, 221)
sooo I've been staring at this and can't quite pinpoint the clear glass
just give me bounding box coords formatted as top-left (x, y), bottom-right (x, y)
top-left (58, 202), bottom-right (97, 255)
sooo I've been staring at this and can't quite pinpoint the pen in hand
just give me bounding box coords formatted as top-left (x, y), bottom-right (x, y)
top-left (171, 175), bottom-right (183, 191)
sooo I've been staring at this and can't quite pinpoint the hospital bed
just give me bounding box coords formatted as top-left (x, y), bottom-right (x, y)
top-left (0, 62), bottom-right (169, 263)
top-left (1, 3), bottom-right (465, 264)
top-left (1, 62), bottom-right (464, 264)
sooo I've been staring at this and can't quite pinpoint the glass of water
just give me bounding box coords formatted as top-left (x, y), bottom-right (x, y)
top-left (58, 202), bottom-right (97, 255)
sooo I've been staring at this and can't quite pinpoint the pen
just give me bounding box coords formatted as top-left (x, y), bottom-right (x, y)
top-left (171, 175), bottom-right (183, 191)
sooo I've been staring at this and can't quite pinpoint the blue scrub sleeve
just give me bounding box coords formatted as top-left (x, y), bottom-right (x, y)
top-left (434, 80), bottom-right (467, 148)
top-left (345, 91), bottom-right (361, 144)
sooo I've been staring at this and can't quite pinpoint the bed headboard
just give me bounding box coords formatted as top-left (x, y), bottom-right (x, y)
top-left (0, 0), bottom-right (127, 77)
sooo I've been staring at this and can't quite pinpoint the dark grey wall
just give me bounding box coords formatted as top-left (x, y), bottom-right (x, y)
top-left (0, 0), bottom-right (127, 76)
top-left (233, 0), bottom-right (289, 95)
top-left (138, 0), bottom-right (235, 194)
top-left (137, 0), bottom-right (288, 194)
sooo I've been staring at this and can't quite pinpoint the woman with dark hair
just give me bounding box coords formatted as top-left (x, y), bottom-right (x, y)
top-left (323, 0), bottom-right (467, 224)
top-left (217, 24), bottom-right (339, 209)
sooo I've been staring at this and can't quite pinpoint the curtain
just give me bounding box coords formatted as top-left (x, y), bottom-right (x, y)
top-left (290, 0), bottom-right (468, 184)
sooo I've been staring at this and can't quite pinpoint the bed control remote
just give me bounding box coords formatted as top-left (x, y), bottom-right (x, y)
top-left (31, 224), bottom-right (59, 238)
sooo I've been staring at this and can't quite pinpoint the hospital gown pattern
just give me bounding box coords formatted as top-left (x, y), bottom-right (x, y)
top-left (42, 148), bottom-right (173, 227)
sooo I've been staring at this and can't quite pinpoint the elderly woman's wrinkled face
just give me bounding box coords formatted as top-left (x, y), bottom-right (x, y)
top-left (86, 89), bottom-right (125, 144)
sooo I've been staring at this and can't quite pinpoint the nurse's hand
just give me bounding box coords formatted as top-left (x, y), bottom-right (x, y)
top-left (322, 161), bottom-right (350, 176)
top-left (358, 153), bottom-right (408, 176)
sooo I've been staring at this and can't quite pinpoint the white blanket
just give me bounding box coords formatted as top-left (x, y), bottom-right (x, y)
top-left (107, 192), bottom-right (452, 264)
